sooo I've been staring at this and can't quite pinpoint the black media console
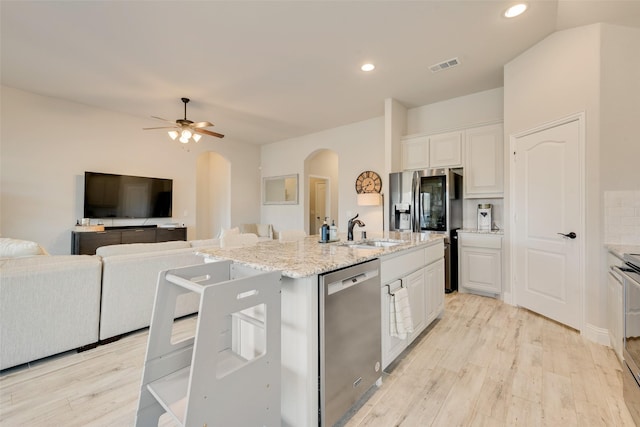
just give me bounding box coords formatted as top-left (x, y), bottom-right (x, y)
top-left (71, 225), bottom-right (187, 255)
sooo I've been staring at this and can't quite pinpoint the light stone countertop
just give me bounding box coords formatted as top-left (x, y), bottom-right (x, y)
top-left (605, 244), bottom-right (640, 260)
top-left (457, 228), bottom-right (504, 235)
top-left (198, 232), bottom-right (445, 278)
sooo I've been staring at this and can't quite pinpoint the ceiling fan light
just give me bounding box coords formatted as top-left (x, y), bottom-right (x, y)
top-left (168, 130), bottom-right (179, 140)
top-left (179, 135), bottom-right (189, 143)
top-left (181, 129), bottom-right (193, 139)
top-left (504, 3), bottom-right (527, 18)
top-left (193, 134), bottom-right (202, 142)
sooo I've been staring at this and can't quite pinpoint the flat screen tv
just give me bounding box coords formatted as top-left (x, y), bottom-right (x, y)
top-left (84, 172), bottom-right (173, 219)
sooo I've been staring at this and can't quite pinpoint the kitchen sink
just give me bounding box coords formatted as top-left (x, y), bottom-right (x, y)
top-left (338, 239), bottom-right (407, 249)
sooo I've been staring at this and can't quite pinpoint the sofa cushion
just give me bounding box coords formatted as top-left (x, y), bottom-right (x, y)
top-left (220, 227), bottom-right (240, 238)
top-left (96, 240), bottom-right (190, 257)
top-left (256, 224), bottom-right (273, 238)
top-left (0, 238), bottom-right (48, 258)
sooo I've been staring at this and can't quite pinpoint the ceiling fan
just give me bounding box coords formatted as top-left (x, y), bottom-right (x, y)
top-left (143, 97), bottom-right (224, 143)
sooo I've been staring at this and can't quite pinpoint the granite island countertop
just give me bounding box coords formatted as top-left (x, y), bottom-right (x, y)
top-left (198, 232), bottom-right (445, 278)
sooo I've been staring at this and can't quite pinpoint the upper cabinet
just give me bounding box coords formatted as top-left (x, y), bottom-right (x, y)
top-left (401, 130), bottom-right (462, 170)
top-left (429, 131), bottom-right (463, 168)
top-left (464, 123), bottom-right (504, 198)
top-left (401, 134), bottom-right (430, 170)
top-left (401, 123), bottom-right (504, 198)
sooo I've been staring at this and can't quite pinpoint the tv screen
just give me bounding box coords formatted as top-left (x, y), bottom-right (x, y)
top-left (84, 172), bottom-right (173, 219)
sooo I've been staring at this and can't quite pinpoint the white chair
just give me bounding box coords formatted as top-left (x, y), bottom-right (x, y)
top-left (278, 230), bottom-right (307, 243)
top-left (221, 233), bottom-right (258, 248)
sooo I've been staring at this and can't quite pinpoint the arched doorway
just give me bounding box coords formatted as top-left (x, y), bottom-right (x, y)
top-left (304, 149), bottom-right (338, 235)
top-left (196, 151), bottom-right (231, 239)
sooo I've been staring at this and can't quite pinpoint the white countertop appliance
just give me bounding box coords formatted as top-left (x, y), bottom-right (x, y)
top-left (477, 204), bottom-right (492, 231)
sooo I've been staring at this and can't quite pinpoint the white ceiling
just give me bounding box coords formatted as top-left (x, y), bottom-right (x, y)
top-left (2, 1), bottom-right (639, 145)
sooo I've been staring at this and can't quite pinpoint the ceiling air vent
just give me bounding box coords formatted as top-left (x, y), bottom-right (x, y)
top-left (429, 57), bottom-right (460, 73)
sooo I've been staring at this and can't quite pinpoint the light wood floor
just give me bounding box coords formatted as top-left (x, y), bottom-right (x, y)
top-left (0, 292), bottom-right (635, 426)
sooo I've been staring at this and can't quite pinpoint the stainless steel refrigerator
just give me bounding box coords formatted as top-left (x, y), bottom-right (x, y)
top-left (388, 168), bottom-right (463, 292)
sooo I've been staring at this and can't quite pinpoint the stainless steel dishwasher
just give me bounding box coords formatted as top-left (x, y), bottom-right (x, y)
top-left (319, 258), bottom-right (381, 427)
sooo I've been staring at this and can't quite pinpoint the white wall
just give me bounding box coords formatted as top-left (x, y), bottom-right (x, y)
top-left (600, 24), bottom-right (640, 190)
top-left (504, 24), bottom-right (640, 335)
top-left (406, 87), bottom-right (504, 136)
top-left (260, 117), bottom-right (385, 235)
top-left (0, 86), bottom-right (261, 254)
top-left (196, 151), bottom-right (231, 239)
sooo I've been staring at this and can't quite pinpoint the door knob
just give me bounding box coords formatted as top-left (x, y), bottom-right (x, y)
top-left (557, 232), bottom-right (577, 239)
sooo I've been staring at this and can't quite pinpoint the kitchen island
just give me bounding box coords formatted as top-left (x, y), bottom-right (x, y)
top-left (199, 233), bottom-right (445, 426)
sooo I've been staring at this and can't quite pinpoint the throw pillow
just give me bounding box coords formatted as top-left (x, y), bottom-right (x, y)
top-left (0, 238), bottom-right (48, 258)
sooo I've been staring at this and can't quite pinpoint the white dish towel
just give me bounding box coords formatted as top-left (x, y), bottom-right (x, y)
top-left (390, 287), bottom-right (414, 339)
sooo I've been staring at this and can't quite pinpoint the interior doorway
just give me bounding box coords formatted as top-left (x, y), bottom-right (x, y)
top-left (304, 149), bottom-right (339, 236)
top-left (309, 177), bottom-right (329, 235)
top-left (195, 151), bottom-right (231, 239)
top-left (511, 115), bottom-right (584, 330)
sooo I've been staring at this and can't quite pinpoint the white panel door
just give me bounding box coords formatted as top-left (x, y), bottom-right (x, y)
top-left (513, 119), bottom-right (582, 330)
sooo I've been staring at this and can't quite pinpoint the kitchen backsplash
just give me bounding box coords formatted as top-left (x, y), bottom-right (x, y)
top-left (604, 190), bottom-right (640, 244)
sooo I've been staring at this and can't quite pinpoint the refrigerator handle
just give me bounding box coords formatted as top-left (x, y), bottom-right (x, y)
top-left (412, 171), bottom-right (420, 232)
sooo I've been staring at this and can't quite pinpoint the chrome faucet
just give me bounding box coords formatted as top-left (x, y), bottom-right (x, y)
top-left (347, 214), bottom-right (365, 241)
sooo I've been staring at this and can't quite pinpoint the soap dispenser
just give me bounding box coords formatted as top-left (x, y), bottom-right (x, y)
top-left (321, 217), bottom-right (330, 242)
top-left (329, 220), bottom-right (337, 241)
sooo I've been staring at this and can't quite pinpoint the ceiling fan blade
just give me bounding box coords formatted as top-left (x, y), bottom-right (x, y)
top-left (195, 128), bottom-right (225, 139)
top-left (143, 126), bottom-right (178, 130)
top-left (151, 116), bottom-right (177, 124)
top-left (191, 121), bottom-right (214, 128)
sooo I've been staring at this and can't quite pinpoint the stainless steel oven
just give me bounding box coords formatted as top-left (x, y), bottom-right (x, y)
top-left (614, 253), bottom-right (640, 424)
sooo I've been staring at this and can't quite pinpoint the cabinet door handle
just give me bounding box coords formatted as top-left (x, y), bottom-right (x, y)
top-left (557, 232), bottom-right (577, 239)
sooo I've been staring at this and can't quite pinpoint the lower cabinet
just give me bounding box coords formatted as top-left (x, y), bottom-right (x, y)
top-left (458, 232), bottom-right (502, 295)
top-left (406, 268), bottom-right (427, 343)
top-left (381, 280), bottom-right (409, 368)
top-left (426, 259), bottom-right (445, 325)
top-left (380, 242), bottom-right (445, 369)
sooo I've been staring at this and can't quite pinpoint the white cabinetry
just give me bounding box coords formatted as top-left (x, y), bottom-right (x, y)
top-left (381, 280), bottom-right (409, 367)
top-left (429, 131), bottom-right (463, 168)
top-left (426, 258), bottom-right (445, 325)
top-left (380, 241), bottom-right (444, 369)
top-left (401, 131), bottom-right (463, 170)
top-left (464, 123), bottom-right (504, 198)
top-left (405, 268), bottom-right (427, 343)
top-left (459, 232), bottom-right (502, 295)
top-left (607, 252), bottom-right (624, 362)
top-left (401, 135), bottom-right (429, 170)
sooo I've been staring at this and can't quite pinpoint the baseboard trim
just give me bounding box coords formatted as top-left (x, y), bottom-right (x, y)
top-left (583, 322), bottom-right (610, 346)
top-left (502, 291), bottom-right (514, 306)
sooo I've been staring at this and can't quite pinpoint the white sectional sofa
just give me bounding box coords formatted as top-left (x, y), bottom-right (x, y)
top-left (97, 241), bottom-right (207, 341)
top-left (0, 255), bottom-right (102, 370)
top-left (0, 238), bottom-right (223, 370)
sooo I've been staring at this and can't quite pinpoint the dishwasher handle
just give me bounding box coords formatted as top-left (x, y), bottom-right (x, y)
top-left (326, 269), bottom-right (379, 296)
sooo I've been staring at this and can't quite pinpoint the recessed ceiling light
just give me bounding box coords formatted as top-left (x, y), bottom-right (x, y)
top-left (504, 3), bottom-right (527, 18)
top-left (361, 63), bottom-right (375, 72)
